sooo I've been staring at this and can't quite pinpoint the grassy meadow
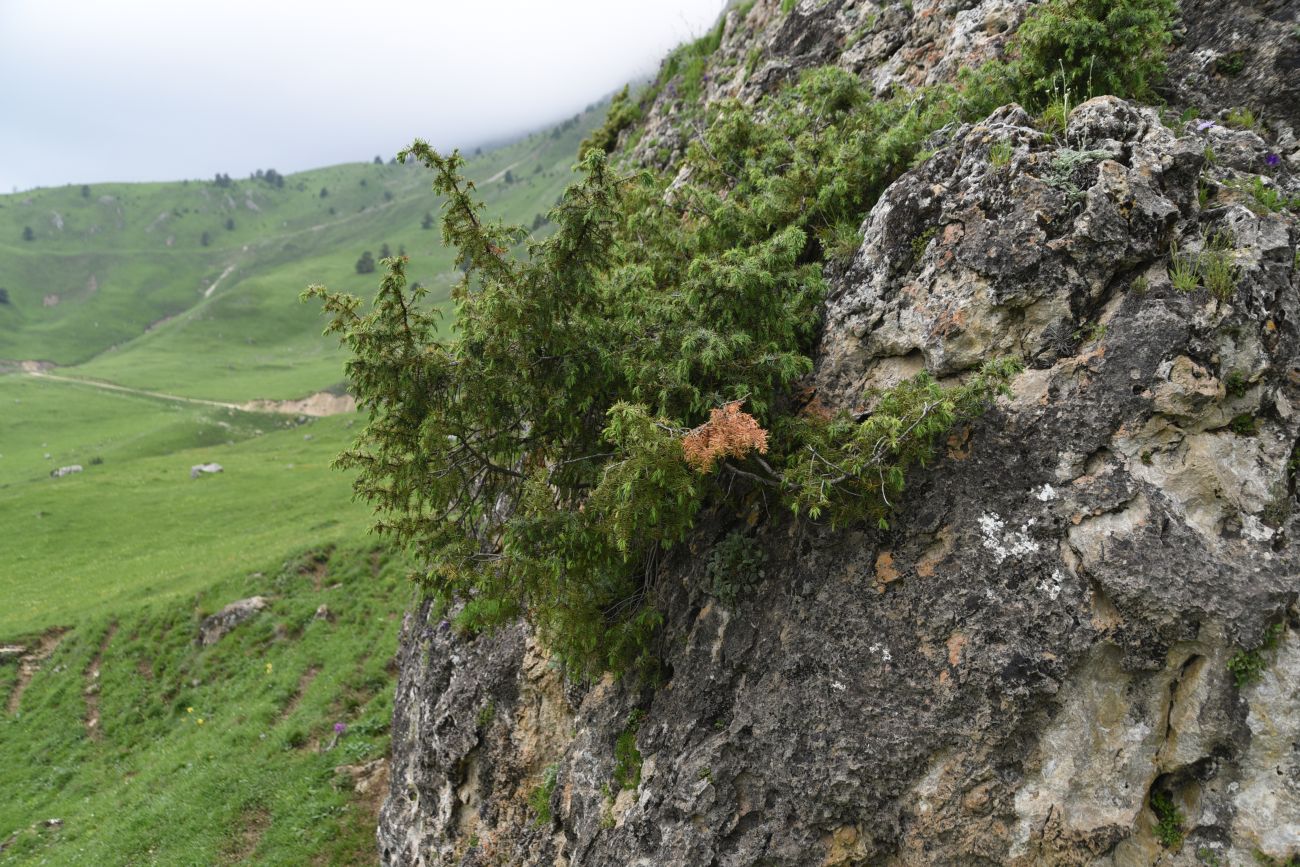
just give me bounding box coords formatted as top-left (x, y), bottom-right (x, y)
top-left (0, 105), bottom-right (603, 863)
top-left (1, 109), bottom-right (598, 400)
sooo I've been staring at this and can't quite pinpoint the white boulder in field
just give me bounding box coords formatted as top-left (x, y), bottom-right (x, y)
top-left (190, 462), bottom-right (223, 479)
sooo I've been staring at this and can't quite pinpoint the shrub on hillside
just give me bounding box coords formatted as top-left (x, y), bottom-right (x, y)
top-left (309, 66), bottom-right (1022, 677)
top-left (305, 0), bottom-right (1174, 677)
top-left (1013, 0), bottom-right (1178, 106)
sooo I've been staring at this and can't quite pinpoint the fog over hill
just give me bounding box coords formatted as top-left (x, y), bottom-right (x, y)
top-left (0, 0), bottom-right (727, 191)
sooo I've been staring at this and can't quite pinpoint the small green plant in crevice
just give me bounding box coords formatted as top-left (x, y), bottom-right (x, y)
top-left (1168, 239), bottom-right (1202, 292)
top-left (528, 763), bottom-right (559, 826)
top-left (781, 0), bottom-right (797, 13)
top-left (990, 140), bottom-right (1015, 168)
top-left (910, 226), bottom-right (939, 269)
top-left (476, 700), bottom-right (495, 730)
top-left (1196, 845), bottom-right (1224, 865)
top-left (613, 710), bottom-right (645, 791)
top-left (1229, 413), bottom-right (1259, 436)
top-left (1225, 106), bottom-right (1257, 130)
top-left (1228, 622), bottom-right (1286, 687)
top-left (1130, 274), bottom-right (1150, 295)
top-left (598, 784), bottom-right (617, 830)
top-left (1254, 850), bottom-right (1300, 866)
top-left (1151, 790), bottom-right (1184, 848)
top-left (1216, 50), bottom-right (1247, 77)
top-left (705, 531), bottom-right (767, 606)
top-left (1200, 231), bottom-right (1239, 301)
top-left (1227, 175), bottom-right (1300, 215)
top-left (1223, 370), bottom-right (1251, 399)
top-left (1045, 148), bottom-right (1112, 201)
top-left (1073, 321), bottom-right (1107, 343)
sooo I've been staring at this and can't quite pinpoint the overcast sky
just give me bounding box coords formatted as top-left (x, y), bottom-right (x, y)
top-left (0, 0), bottom-right (727, 192)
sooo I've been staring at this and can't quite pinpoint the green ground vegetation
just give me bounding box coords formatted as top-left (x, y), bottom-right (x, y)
top-left (0, 544), bottom-right (408, 866)
top-left (1, 109), bottom-right (600, 401)
top-left (0, 375), bottom-right (371, 635)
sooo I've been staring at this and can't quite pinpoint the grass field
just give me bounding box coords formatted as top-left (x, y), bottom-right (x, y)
top-left (0, 109), bottom-right (599, 402)
top-left (0, 377), bottom-right (372, 635)
top-left (0, 103), bottom-right (604, 864)
top-left (0, 543), bottom-right (411, 866)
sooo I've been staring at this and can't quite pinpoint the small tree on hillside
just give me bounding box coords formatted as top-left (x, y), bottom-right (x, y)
top-left (373, 155), bottom-right (383, 165)
top-left (421, 211), bottom-right (434, 230)
top-left (80, 185), bottom-right (91, 198)
top-left (200, 231), bottom-right (211, 247)
top-left (320, 187), bottom-right (329, 198)
top-left (503, 169), bottom-right (515, 184)
top-left (0, 288), bottom-right (10, 305)
top-left (225, 217), bottom-right (236, 231)
top-left (355, 251), bottom-right (376, 274)
top-left (22, 226), bottom-right (34, 242)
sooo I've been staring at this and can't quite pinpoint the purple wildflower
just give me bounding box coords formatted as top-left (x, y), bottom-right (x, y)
top-left (437, 619), bottom-right (450, 633)
top-left (1196, 120), bottom-right (1215, 132)
top-left (1265, 153), bottom-right (1281, 167)
top-left (334, 722), bottom-right (347, 734)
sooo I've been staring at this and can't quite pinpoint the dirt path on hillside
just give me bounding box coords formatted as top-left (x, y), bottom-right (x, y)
top-left (485, 158), bottom-right (526, 184)
top-left (203, 264), bottom-right (237, 299)
top-left (84, 622), bottom-right (118, 740)
top-left (6, 628), bottom-right (69, 715)
top-left (22, 370), bottom-right (355, 417)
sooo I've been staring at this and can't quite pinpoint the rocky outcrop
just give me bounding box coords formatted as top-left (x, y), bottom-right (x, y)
top-left (197, 596), bottom-right (267, 646)
top-left (380, 2), bottom-right (1300, 864)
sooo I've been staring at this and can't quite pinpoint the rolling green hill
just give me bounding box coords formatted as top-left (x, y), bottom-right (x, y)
top-left (0, 103), bottom-right (605, 865)
top-left (0, 108), bottom-right (599, 401)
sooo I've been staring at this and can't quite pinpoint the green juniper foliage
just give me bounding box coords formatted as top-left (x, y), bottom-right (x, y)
top-left (307, 66), bottom-right (1025, 677)
top-left (1013, 0), bottom-right (1178, 107)
top-left (311, 0), bottom-right (1183, 676)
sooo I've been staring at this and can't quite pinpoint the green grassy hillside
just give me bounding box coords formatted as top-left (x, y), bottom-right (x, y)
top-left (0, 103), bottom-right (605, 865)
top-left (0, 544), bottom-right (408, 866)
top-left (0, 109), bottom-right (598, 401)
top-left (0, 381), bottom-right (371, 635)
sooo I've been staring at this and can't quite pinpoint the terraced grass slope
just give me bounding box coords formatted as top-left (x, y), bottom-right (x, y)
top-left (0, 109), bottom-right (599, 401)
top-left (0, 544), bottom-right (408, 866)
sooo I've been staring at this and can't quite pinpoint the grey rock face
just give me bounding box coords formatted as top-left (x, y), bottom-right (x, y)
top-left (381, 3), bottom-right (1300, 864)
top-left (196, 596), bottom-right (267, 646)
top-left (380, 94), bottom-right (1300, 866)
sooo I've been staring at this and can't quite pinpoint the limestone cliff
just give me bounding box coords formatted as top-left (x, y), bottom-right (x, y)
top-left (379, 2), bottom-right (1300, 864)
